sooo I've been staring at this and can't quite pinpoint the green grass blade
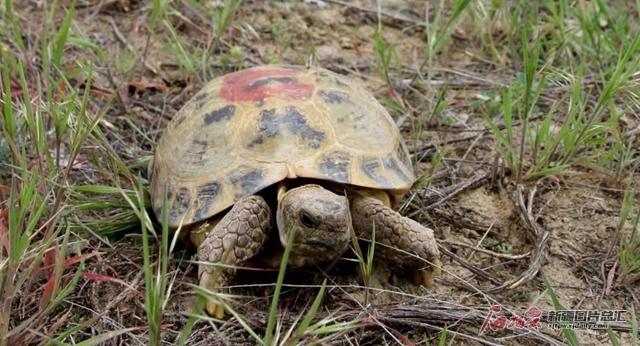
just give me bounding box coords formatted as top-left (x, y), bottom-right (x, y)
top-left (72, 328), bottom-right (139, 346)
top-left (543, 274), bottom-right (579, 345)
top-left (263, 225), bottom-right (296, 345)
top-left (606, 325), bottom-right (620, 346)
top-left (293, 279), bottom-right (327, 339)
top-left (438, 325), bottom-right (449, 346)
top-left (52, 0), bottom-right (76, 68)
top-left (215, 0), bottom-right (243, 36)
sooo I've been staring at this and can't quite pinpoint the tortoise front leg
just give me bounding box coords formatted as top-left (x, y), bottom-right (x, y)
top-left (197, 195), bottom-right (272, 318)
top-left (350, 196), bottom-right (441, 286)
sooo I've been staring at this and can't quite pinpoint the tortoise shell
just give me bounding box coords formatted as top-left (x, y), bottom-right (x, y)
top-left (151, 65), bottom-right (414, 227)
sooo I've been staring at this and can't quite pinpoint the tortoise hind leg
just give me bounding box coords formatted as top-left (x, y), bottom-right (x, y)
top-left (349, 195), bottom-right (441, 286)
top-left (197, 195), bottom-right (272, 318)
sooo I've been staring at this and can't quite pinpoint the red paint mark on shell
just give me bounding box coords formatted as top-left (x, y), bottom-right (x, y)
top-left (219, 68), bottom-right (314, 102)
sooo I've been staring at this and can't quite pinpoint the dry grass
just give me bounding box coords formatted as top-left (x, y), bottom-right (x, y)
top-left (1, 0), bottom-right (639, 345)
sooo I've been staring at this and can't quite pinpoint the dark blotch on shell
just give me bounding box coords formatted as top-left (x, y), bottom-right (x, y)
top-left (319, 151), bottom-right (351, 182)
top-left (194, 181), bottom-right (221, 220)
top-left (361, 158), bottom-right (391, 186)
top-left (204, 105), bottom-right (236, 125)
top-left (170, 187), bottom-right (191, 221)
top-left (247, 136), bottom-right (264, 148)
top-left (229, 168), bottom-right (264, 198)
top-left (283, 107), bottom-right (325, 148)
top-left (250, 107), bottom-right (325, 149)
top-left (383, 156), bottom-right (411, 183)
top-left (396, 143), bottom-right (412, 169)
top-left (246, 77), bottom-right (297, 90)
top-left (193, 139), bottom-right (208, 146)
top-left (187, 139), bottom-right (209, 160)
top-left (319, 90), bottom-right (350, 104)
top-left (258, 109), bottom-right (280, 137)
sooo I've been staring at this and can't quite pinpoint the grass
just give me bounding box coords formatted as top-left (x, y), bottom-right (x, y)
top-left (545, 274), bottom-right (640, 346)
top-left (260, 227), bottom-right (359, 345)
top-left (121, 179), bottom-right (173, 346)
top-left (262, 225), bottom-right (297, 345)
top-left (349, 220), bottom-right (376, 305)
top-left (616, 187), bottom-right (640, 284)
top-left (607, 307), bottom-right (639, 346)
top-left (0, 2), bottom-right (125, 344)
top-left (473, 0), bottom-right (640, 290)
top-left (478, 0), bottom-right (640, 184)
top-left (1, 0), bottom-right (640, 344)
top-left (423, 0), bottom-right (472, 80)
top-left (543, 274), bottom-right (580, 345)
top-left (373, 27), bottom-right (398, 90)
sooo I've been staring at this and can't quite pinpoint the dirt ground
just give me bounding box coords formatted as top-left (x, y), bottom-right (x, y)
top-left (4, 0), bottom-right (640, 345)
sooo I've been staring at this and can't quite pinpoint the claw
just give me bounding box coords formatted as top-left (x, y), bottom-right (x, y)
top-left (206, 300), bottom-right (226, 319)
top-left (417, 260), bottom-right (442, 288)
top-left (199, 269), bottom-right (228, 318)
top-left (421, 269), bottom-right (434, 287)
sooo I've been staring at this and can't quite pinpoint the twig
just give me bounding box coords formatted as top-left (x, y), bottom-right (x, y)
top-left (442, 240), bottom-right (530, 260)
top-left (624, 124), bottom-right (640, 140)
top-left (468, 221), bottom-right (495, 261)
top-left (419, 172), bottom-right (491, 212)
top-left (376, 317), bottom-right (504, 346)
top-left (411, 134), bottom-right (480, 155)
top-left (411, 113), bottom-right (547, 158)
top-left (110, 17), bottom-right (158, 75)
top-left (109, 17), bottom-right (134, 52)
top-left (485, 185), bottom-right (550, 293)
top-left (105, 67), bottom-right (130, 114)
top-left (240, 298), bottom-right (566, 345)
top-left (451, 132), bottom-right (485, 183)
top-left (439, 247), bottom-right (502, 285)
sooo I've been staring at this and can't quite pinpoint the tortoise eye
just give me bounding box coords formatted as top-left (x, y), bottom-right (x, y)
top-left (300, 211), bottom-right (317, 228)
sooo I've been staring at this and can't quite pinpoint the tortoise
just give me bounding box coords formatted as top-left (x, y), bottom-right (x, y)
top-left (149, 65), bottom-right (441, 317)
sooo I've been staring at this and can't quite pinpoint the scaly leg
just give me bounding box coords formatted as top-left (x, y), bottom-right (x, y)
top-left (197, 195), bottom-right (271, 318)
top-left (350, 195), bottom-right (441, 286)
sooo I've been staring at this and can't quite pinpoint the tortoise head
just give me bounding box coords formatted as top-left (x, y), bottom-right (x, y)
top-left (276, 184), bottom-right (351, 266)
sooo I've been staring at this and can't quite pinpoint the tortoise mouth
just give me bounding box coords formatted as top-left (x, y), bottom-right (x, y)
top-left (290, 238), bottom-right (348, 262)
top-left (301, 239), bottom-right (334, 251)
